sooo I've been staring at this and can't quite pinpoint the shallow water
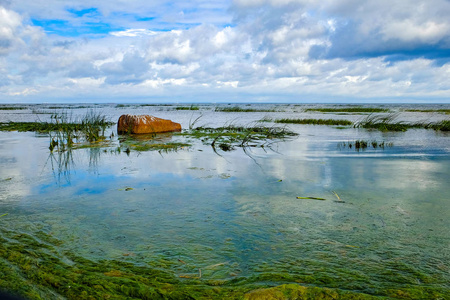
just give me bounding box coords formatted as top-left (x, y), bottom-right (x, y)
top-left (0, 103), bottom-right (449, 297)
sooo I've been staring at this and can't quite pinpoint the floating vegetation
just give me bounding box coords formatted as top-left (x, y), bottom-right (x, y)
top-left (296, 196), bottom-right (326, 200)
top-left (305, 107), bottom-right (389, 113)
top-left (175, 106), bottom-right (200, 111)
top-left (338, 140), bottom-right (393, 150)
top-left (332, 191), bottom-right (344, 203)
top-left (180, 125), bottom-right (297, 152)
top-left (275, 118), bottom-right (353, 126)
top-left (119, 134), bottom-right (190, 153)
top-left (215, 106), bottom-right (278, 113)
top-left (355, 115), bottom-right (450, 132)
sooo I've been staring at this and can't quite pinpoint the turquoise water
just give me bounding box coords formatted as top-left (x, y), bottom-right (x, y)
top-left (0, 103), bottom-right (449, 297)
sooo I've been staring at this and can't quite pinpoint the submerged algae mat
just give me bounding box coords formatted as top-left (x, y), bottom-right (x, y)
top-left (0, 227), bottom-right (448, 300)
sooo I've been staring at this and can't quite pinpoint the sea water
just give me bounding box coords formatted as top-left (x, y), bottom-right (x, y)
top-left (0, 103), bottom-right (449, 297)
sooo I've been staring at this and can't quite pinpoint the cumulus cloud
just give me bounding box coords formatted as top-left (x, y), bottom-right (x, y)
top-left (0, 0), bottom-right (449, 102)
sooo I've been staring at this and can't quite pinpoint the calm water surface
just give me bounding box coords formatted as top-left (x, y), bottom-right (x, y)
top-left (0, 103), bottom-right (449, 296)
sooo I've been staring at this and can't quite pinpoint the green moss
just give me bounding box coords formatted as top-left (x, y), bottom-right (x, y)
top-left (275, 118), bottom-right (353, 126)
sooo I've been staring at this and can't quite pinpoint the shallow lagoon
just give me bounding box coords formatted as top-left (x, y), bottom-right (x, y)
top-left (0, 103), bottom-right (449, 299)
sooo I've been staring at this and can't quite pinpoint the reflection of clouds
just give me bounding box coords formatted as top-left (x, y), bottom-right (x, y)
top-left (373, 160), bottom-right (444, 190)
top-left (0, 133), bottom-right (50, 201)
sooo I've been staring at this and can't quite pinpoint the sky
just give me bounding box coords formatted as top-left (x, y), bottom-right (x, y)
top-left (1, 0), bottom-right (450, 103)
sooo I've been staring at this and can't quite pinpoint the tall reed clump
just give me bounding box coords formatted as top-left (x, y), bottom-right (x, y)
top-left (48, 111), bottom-right (114, 152)
top-left (356, 114), bottom-right (450, 132)
top-left (355, 114), bottom-right (413, 131)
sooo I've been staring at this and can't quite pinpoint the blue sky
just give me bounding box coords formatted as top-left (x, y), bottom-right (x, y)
top-left (1, 0), bottom-right (449, 103)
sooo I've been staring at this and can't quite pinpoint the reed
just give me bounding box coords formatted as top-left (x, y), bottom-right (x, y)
top-left (355, 114), bottom-right (450, 131)
top-left (275, 118), bottom-right (352, 126)
top-left (0, 106), bottom-right (26, 110)
top-left (182, 124), bottom-right (297, 152)
top-left (305, 107), bottom-right (389, 113)
top-left (175, 105), bottom-right (200, 110)
top-left (355, 114), bottom-right (412, 131)
top-left (405, 109), bottom-right (450, 114)
top-left (215, 106), bottom-right (277, 112)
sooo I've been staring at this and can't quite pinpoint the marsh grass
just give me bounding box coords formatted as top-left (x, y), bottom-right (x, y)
top-left (275, 118), bottom-right (353, 126)
top-left (355, 114), bottom-right (450, 131)
top-left (175, 105), bottom-right (200, 111)
top-left (215, 106), bottom-right (278, 113)
top-left (338, 140), bottom-right (393, 151)
top-left (181, 125), bottom-right (297, 152)
top-left (405, 109), bottom-right (450, 114)
top-left (425, 120), bottom-right (450, 131)
top-left (305, 107), bottom-right (389, 113)
top-left (0, 106), bottom-right (26, 110)
top-left (0, 111), bottom-right (114, 152)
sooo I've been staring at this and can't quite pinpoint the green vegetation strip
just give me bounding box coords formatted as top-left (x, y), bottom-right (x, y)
top-left (215, 106), bottom-right (278, 113)
top-left (305, 107), bottom-right (389, 113)
top-left (180, 125), bottom-right (297, 151)
top-left (175, 106), bottom-right (200, 111)
top-left (355, 115), bottom-right (450, 132)
top-left (1, 227), bottom-right (447, 299)
top-left (275, 118), bottom-right (352, 126)
top-left (0, 107), bottom-right (27, 110)
top-left (405, 109), bottom-right (450, 114)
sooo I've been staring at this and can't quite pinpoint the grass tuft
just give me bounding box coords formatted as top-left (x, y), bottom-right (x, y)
top-left (275, 118), bottom-right (352, 126)
top-left (175, 106), bottom-right (200, 111)
top-left (215, 106), bottom-right (278, 113)
top-left (355, 114), bottom-right (450, 132)
top-left (305, 107), bottom-right (389, 113)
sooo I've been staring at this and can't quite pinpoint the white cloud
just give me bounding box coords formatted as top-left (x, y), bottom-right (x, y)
top-left (0, 0), bottom-right (449, 102)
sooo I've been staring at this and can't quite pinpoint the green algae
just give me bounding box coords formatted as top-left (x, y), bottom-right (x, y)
top-left (2, 227), bottom-right (428, 300)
